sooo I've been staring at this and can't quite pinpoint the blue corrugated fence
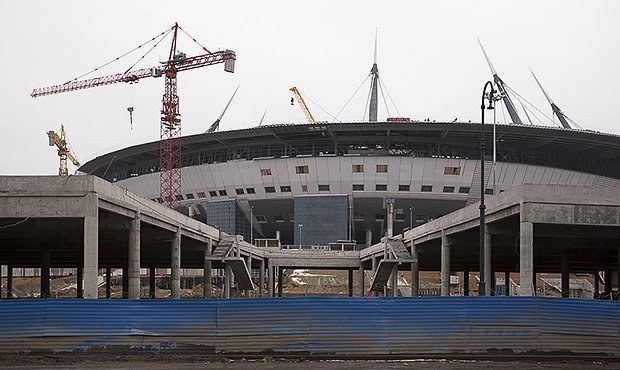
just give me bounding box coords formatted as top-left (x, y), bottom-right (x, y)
top-left (0, 297), bottom-right (617, 356)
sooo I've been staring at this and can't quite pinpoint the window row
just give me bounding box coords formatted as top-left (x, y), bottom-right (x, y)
top-left (261, 165), bottom-right (462, 176)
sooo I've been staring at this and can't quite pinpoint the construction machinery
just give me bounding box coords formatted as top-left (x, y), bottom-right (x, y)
top-left (32, 23), bottom-right (236, 210)
top-left (289, 86), bottom-right (315, 123)
top-left (47, 124), bottom-right (79, 176)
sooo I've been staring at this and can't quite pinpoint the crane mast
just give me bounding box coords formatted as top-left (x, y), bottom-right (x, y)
top-left (289, 86), bottom-right (315, 123)
top-left (32, 23), bottom-right (236, 210)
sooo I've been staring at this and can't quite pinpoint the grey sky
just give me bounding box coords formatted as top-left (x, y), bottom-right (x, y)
top-left (2, 1), bottom-right (619, 175)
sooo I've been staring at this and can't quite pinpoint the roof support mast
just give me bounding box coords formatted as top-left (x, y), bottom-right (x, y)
top-left (530, 68), bottom-right (572, 129)
top-left (368, 30), bottom-right (379, 122)
top-left (478, 40), bottom-right (523, 125)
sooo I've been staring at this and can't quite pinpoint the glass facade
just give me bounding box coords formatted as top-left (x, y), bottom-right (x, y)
top-left (294, 195), bottom-right (349, 246)
top-left (206, 199), bottom-right (251, 242)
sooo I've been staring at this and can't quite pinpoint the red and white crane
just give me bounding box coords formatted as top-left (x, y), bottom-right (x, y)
top-left (31, 23), bottom-right (236, 210)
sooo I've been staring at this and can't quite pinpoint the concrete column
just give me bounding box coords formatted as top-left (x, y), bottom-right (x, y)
top-left (463, 268), bottom-right (470, 296)
top-left (128, 213), bottom-right (141, 299)
top-left (359, 265), bottom-right (365, 297)
top-left (204, 239), bottom-right (212, 298)
top-left (440, 230), bottom-right (451, 297)
top-left (605, 267), bottom-right (612, 296)
top-left (594, 271), bottom-right (599, 298)
top-left (41, 248), bottom-right (51, 298)
top-left (561, 249), bottom-right (570, 298)
top-left (268, 260), bottom-right (274, 298)
top-left (122, 266), bottom-right (128, 298)
top-left (348, 269), bottom-right (354, 297)
top-left (519, 221), bottom-right (534, 296)
top-left (171, 228), bottom-right (181, 299)
top-left (105, 267), bottom-right (111, 298)
top-left (365, 229), bottom-right (373, 248)
top-left (246, 255), bottom-right (252, 297)
top-left (149, 266), bottom-right (156, 298)
top-left (411, 243), bottom-right (419, 297)
top-left (484, 228), bottom-right (492, 296)
top-left (6, 266), bottom-right (13, 299)
top-left (83, 193), bottom-right (99, 299)
top-left (277, 267), bottom-right (283, 297)
top-left (391, 264), bottom-right (398, 297)
top-left (259, 259), bottom-right (265, 297)
top-left (77, 267), bottom-right (83, 298)
top-left (504, 271), bottom-right (510, 296)
top-left (224, 263), bottom-right (232, 298)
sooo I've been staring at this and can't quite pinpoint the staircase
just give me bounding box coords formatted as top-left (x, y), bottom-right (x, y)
top-left (225, 257), bottom-right (254, 290)
top-left (466, 160), bottom-right (493, 206)
top-left (370, 237), bottom-right (414, 292)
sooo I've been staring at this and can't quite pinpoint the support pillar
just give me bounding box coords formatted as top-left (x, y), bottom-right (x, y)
top-left (561, 249), bottom-right (570, 298)
top-left (365, 229), bottom-right (373, 248)
top-left (372, 256), bottom-right (378, 297)
top-left (149, 266), bottom-right (156, 298)
top-left (171, 227), bottom-right (181, 299)
top-left (6, 266), bottom-right (13, 299)
top-left (440, 230), bottom-right (451, 297)
top-left (76, 267), bottom-right (83, 298)
top-left (348, 269), bottom-right (353, 297)
top-left (246, 254), bottom-right (252, 297)
top-left (268, 260), bottom-right (274, 298)
top-left (594, 271), bottom-right (599, 298)
top-left (519, 221), bottom-right (534, 296)
top-left (605, 267), bottom-right (612, 297)
top-left (463, 268), bottom-right (470, 296)
top-left (105, 267), bottom-right (111, 298)
top-left (484, 228), bottom-right (492, 296)
top-left (277, 267), bottom-right (283, 297)
top-left (41, 248), bottom-right (50, 298)
top-left (128, 213), bottom-right (141, 299)
top-left (203, 239), bottom-right (212, 298)
top-left (359, 265), bottom-right (365, 297)
top-left (224, 263), bottom-right (232, 299)
top-left (504, 271), bottom-right (510, 296)
top-left (83, 193), bottom-right (99, 299)
top-left (259, 259), bottom-right (265, 297)
top-left (411, 243), bottom-right (419, 297)
top-left (390, 264), bottom-right (398, 297)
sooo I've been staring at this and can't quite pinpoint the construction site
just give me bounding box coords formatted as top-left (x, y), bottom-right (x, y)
top-left (2, 10), bottom-right (620, 366)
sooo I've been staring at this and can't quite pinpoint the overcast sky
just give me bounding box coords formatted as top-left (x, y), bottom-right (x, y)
top-left (2, 1), bottom-right (619, 175)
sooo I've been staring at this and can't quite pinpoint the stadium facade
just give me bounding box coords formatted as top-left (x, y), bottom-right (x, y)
top-left (79, 122), bottom-right (620, 247)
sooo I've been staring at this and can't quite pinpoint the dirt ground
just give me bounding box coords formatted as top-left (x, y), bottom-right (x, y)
top-left (0, 355), bottom-right (617, 369)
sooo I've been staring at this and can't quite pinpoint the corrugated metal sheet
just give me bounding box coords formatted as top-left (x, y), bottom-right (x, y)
top-left (0, 297), bottom-right (618, 357)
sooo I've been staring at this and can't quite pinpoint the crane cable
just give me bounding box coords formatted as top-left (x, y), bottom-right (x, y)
top-left (64, 27), bottom-right (173, 84)
top-left (178, 25), bottom-right (212, 54)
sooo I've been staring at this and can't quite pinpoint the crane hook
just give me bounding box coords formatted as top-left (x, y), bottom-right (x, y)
top-left (127, 106), bottom-right (134, 130)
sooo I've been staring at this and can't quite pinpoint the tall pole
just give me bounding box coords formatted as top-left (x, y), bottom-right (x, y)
top-left (409, 207), bottom-right (413, 230)
top-left (250, 205), bottom-right (254, 246)
top-left (298, 223), bottom-right (303, 248)
top-left (479, 81), bottom-right (495, 296)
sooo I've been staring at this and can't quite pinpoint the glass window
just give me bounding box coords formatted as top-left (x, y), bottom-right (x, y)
top-left (398, 184), bottom-right (410, 191)
top-left (458, 187), bottom-right (470, 194)
top-left (218, 190), bottom-right (228, 196)
top-left (280, 185), bottom-right (291, 192)
top-left (443, 186), bottom-right (455, 193)
top-left (235, 188), bottom-right (245, 195)
top-left (185, 193), bottom-right (195, 199)
top-left (175, 194), bottom-right (184, 201)
top-left (376, 184), bottom-right (387, 191)
top-left (376, 164), bottom-right (388, 173)
top-left (197, 191), bottom-right (207, 198)
top-left (421, 185), bottom-right (433, 192)
top-left (274, 214), bottom-right (285, 222)
top-left (246, 187), bottom-right (256, 194)
top-left (352, 184), bottom-right (364, 191)
top-left (265, 186), bottom-right (276, 193)
top-left (444, 166), bottom-right (461, 175)
top-left (209, 190), bottom-right (217, 197)
top-left (260, 168), bottom-right (272, 176)
top-left (295, 165), bottom-right (309, 174)
top-left (318, 184), bottom-right (330, 191)
top-left (352, 164), bottom-right (364, 173)
top-left (301, 184), bottom-right (308, 192)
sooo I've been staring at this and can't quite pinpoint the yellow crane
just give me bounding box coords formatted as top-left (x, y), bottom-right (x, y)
top-left (289, 86), bottom-right (315, 123)
top-left (47, 124), bottom-right (80, 176)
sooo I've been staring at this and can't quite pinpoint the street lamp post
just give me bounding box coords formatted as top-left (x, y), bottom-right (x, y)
top-left (479, 81), bottom-right (495, 297)
top-left (298, 223), bottom-right (303, 248)
top-left (250, 205), bottom-right (254, 246)
top-left (409, 207), bottom-right (413, 230)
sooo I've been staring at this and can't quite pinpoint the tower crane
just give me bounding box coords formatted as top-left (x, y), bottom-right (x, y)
top-left (47, 124), bottom-right (79, 176)
top-left (289, 86), bottom-right (315, 123)
top-left (31, 23), bottom-right (236, 210)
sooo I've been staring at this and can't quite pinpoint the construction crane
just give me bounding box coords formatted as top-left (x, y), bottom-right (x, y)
top-left (31, 23), bottom-right (236, 210)
top-left (47, 124), bottom-right (79, 176)
top-left (289, 86), bottom-right (315, 123)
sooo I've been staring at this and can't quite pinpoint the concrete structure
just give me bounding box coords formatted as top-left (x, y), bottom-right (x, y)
top-left (78, 122), bottom-right (620, 248)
